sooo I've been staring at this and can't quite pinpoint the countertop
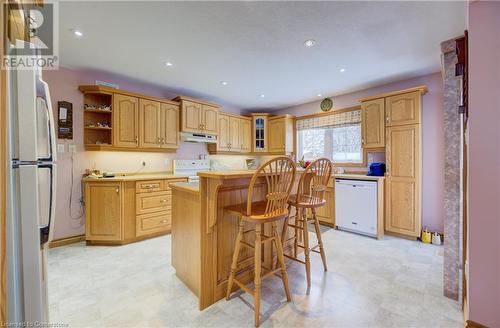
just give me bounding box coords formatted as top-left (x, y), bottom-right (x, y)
top-left (170, 182), bottom-right (200, 195)
top-left (82, 172), bottom-right (188, 182)
top-left (333, 174), bottom-right (385, 181)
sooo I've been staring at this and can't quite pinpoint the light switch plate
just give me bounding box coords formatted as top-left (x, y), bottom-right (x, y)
top-left (57, 144), bottom-right (65, 153)
top-left (68, 144), bottom-right (76, 153)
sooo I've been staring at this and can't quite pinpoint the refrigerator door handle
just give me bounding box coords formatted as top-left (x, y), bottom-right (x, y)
top-left (38, 163), bottom-right (56, 245)
top-left (36, 75), bottom-right (57, 163)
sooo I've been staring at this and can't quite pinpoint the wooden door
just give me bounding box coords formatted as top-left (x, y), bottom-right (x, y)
top-left (217, 114), bottom-right (230, 151)
top-left (385, 124), bottom-right (421, 237)
top-left (113, 94), bottom-right (139, 148)
top-left (160, 103), bottom-right (179, 148)
top-left (139, 99), bottom-right (160, 148)
top-left (182, 101), bottom-right (202, 133)
top-left (229, 116), bottom-right (241, 152)
top-left (202, 105), bottom-right (219, 135)
top-left (385, 91), bottom-right (421, 126)
top-left (85, 183), bottom-right (122, 241)
top-left (362, 98), bottom-right (385, 148)
top-left (268, 118), bottom-right (285, 152)
top-left (240, 118), bottom-right (252, 153)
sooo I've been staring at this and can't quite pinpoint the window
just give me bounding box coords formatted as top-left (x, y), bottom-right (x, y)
top-left (296, 109), bottom-right (363, 164)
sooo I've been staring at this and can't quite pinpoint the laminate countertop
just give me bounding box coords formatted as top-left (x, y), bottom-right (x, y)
top-left (333, 174), bottom-right (385, 181)
top-left (82, 172), bottom-right (188, 182)
top-left (196, 170), bottom-right (384, 181)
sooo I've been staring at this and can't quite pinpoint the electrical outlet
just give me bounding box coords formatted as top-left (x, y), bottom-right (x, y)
top-left (68, 144), bottom-right (76, 153)
top-left (57, 144), bottom-right (65, 153)
top-left (142, 161), bottom-right (146, 167)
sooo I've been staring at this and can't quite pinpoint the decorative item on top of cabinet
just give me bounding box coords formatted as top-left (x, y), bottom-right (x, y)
top-left (361, 98), bottom-right (385, 148)
top-left (207, 112), bottom-right (252, 154)
top-left (79, 85), bottom-right (180, 152)
top-left (174, 96), bottom-right (220, 135)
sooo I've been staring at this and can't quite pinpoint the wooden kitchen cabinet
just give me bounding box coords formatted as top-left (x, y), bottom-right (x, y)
top-left (113, 94), bottom-right (139, 148)
top-left (208, 113), bottom-right (252, 154)
top-left (252, 114), bottom-right (269, 152)
top-left (85, 182), bottom-right (123, 241)
top-left (139, 99), bottom-right (161, 148)
top-left (160, 103), bottom-right (179, 148)
top-left (240, 118), bottom-right (252, 153)
top-left (385, 91), bottom-right (421, 126)
top-left (268, 115), bottom-right (294, 154)
top-left (84, 177), bottom-right (187, 245)
top-left (362, 98), bottom-right (385, 148)
top-left (385, 124), bottom-right (421, 237)
top-left (176, 96), bottom-right (220, 135)
top-left (80, 85), bottom-right (180, 152)
top-left (315, 188), bottom-right (335, 226)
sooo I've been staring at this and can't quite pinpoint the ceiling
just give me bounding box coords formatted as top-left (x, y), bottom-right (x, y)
top-left (58, 1), bottom-right (466, 110)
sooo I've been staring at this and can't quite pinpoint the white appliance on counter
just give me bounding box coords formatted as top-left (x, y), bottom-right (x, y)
top-left (335, 179), bottom-right (377, 238)
top-left (173, 159), bottom-right (210, 183)
top-left (6, 65), bottom-right (57, 322)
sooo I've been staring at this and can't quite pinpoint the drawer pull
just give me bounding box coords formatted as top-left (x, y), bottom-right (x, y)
top-left (161, 199), bottom-right (167, 203)
top-left (161, 220), bottom-right (167, 223)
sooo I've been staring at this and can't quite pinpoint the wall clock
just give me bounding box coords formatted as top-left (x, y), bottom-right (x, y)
top-left (320, 98), bottom-right (333, 112)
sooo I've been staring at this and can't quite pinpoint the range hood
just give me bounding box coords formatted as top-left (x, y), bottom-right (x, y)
top-left (180, 132), bottom-right (217, 143)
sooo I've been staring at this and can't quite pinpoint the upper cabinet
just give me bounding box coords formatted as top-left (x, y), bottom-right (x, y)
top-left (208, 113), bottom-right (251, 154)
top-left (267, 115), bottom-right (294, 154)
top-left (175, 97), bottom-right (220, 135)
top-left (80, 85), bottom-right (180, 152)
top-left (385, 91), bottom-right (421, 126)
top-left (252, 114), bottom-right (269, 153)
top-left (361, 98), bottom-right (385, 148)
top-left (114, 94), bottom-right (139, 148)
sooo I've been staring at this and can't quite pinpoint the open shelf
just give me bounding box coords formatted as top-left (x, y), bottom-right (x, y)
top-left (84, 126), bottom-right (112, 130)
top-left (84, 109), bottom-right (112, 114)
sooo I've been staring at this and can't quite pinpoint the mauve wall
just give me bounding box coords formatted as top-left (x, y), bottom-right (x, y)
top-left (43, 67), bottom-right (241, 239)
top-left (467, 1), bottom-right (500, 326)
top-left (274, 72), bottom-right (445, 233)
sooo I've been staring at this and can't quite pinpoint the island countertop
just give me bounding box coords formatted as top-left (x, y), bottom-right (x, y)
top-left (197, 170), bottom-right (384, 181)
top-left (170, 182), bottom-right (200, 194)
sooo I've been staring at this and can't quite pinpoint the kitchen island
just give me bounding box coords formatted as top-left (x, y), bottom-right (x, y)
top-left (171, 170), bottom-right (304, 310)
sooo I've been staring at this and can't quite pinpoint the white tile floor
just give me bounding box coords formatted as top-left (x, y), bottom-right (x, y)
top-left (48, 228), bottom-right (463, 328)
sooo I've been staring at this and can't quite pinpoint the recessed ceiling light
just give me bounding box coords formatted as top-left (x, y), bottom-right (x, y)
top-left (339, 68), bottom-right (346, 73)
top-left (72, 29), bottom-right (84, 37)
top-left (165, 62), bottom-right (173, 67)
top-left (221, 81), bottom-right (228, 86)
top-left (317, 94), bottom-right (322, 97)
top-left (260, 94), bottom-right (265, 98)
top-left (304, 39), bottom-right (316, 48)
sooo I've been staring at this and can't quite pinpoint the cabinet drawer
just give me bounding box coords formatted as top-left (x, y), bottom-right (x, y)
top-left (136, 180), bottom-right (163, 193)
top-left (163, 178), bottom-right (187, 191)
top-left (136, 191), bottom-right (171, 215)
top-left (136, 211), bottom-right (171, 237)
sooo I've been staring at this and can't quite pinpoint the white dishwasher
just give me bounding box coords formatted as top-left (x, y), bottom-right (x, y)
top-left (335, 179), bottom-right (378, 238)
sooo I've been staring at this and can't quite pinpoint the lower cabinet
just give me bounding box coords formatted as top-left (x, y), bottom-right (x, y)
top-left (84, 177), bottom-right (186, 244)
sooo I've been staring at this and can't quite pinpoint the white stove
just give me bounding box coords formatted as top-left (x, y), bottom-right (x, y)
top-left (173, 159), bottom-right (210, 183)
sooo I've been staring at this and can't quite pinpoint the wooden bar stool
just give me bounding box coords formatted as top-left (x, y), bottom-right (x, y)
top-left (225, 157), bottom-right (296, 327)
top-left (281, 158), bottom-right (332, 288)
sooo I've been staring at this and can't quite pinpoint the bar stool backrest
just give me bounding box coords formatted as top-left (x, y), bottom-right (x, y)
top-left (247, 156), bottom-right (296, 217)
top-left (296, 158), bottom-right (332, 205)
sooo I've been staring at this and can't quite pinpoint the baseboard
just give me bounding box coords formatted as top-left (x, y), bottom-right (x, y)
top-left (465, 320), bottom-right (489, 328)
top-left (49, 235), bottom-right (85, 248)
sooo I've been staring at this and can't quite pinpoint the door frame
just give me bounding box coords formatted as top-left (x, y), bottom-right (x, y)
top-left (1, 0), bottom-right (8, 321)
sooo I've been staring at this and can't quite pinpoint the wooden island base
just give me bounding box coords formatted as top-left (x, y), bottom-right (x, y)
top-left (171, 172), bottom-right (302, 310)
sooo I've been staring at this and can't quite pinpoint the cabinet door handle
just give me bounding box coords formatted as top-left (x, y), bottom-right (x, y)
top-left (386, 116), bottom-right (389, 123)
top-left (161, 199), bottom-right (167, 203)
top-left (161, 220), bottom-right (167, 223)
top-left (115, 188), bottom-right (119, 193)
top-left (135, 136), bottom-right (138, 143)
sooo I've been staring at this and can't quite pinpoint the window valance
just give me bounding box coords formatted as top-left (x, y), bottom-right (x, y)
top-left (296, 110), bottom-right (361, 131)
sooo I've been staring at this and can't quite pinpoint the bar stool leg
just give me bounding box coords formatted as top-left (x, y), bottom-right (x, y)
top-left (294, 207), bottom-right (300, 258)
top-left (312, 208), bottom-right (328, 271)
top-left (273, 222), bottom-right (291, 301)
top-left (302, 209), bottom-right (311, 288)
top-left (226, 220), bottom-right (244, 300)
top-left (254, 224), bottom-right (262, 327)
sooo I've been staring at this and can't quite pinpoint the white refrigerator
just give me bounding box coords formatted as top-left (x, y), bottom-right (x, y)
top-left (6, 65), bottom-right (57, 323)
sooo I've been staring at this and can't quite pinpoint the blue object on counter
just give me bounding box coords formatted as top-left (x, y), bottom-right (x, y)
top-left (367, 163), bottom-right (386, 176)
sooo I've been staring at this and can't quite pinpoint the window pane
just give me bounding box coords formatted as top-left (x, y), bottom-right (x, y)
top-left (297, 129), bottom-right (326, 161)
top-left (331, 124), bottom-right (362, 163)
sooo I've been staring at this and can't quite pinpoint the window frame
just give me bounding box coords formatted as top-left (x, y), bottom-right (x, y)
top-left (294, 106), bottom-right (367, 167)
